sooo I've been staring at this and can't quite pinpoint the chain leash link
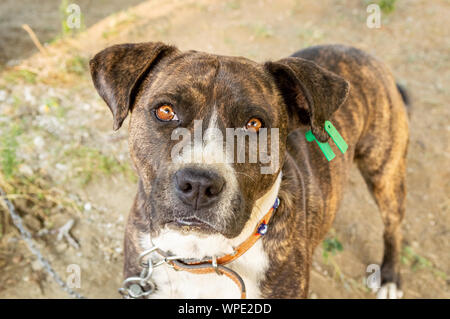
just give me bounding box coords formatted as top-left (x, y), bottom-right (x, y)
top-left (118, 246), bottom-right (180, 298)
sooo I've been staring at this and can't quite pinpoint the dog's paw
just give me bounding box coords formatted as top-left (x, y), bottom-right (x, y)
top-left (376, 282), bottom-right (403, 299)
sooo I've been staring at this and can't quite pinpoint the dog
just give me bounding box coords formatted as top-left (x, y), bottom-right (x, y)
top-left (89, 42), bottom-right (409, 298)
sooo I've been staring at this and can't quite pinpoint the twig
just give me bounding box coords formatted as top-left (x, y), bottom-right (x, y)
top-left (57, 219), bottom-right (80, 249)
top-left (22, 24), bottom-right (48, 56)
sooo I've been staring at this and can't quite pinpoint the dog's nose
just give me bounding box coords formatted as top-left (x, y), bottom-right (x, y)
top-left (174, 168), bottom-right (225, 210)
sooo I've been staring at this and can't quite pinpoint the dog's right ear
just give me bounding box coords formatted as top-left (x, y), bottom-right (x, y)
top-left (89, 42), bottom-right (178, 130)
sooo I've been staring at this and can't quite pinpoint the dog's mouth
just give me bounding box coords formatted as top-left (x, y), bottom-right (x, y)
top-left (149, 184), bottom-right (246, 238)
top-left (167, 216), bottom-right (219, 234)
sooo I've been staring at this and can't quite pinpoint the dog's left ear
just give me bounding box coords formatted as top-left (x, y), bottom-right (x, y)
top-left (265, 57), bottom-right (350, 142)
top-left (90, 42), bottom-right (178, 130)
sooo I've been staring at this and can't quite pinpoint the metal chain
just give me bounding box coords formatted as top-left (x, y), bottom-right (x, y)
top-left (0, 187), bottom-right (84, 299)
top-left (118, 245), bottom-right (230, 299)
top-left (118, 247), bottom-right (163, 298)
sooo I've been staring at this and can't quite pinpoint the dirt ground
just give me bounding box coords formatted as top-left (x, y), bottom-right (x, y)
top-left (0, 0), bottom-right (448, 299)
top-left (0, 0), bottom-right (146, 65)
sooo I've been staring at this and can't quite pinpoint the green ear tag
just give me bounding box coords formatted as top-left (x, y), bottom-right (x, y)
top-left (305, 121), bottom-right (347, 161)
top-left (305, 130), bottom-right (336, 161)
top-left (324, 121), bottom-right (348, 154)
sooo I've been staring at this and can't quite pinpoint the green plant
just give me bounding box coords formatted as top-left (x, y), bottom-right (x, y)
top-left (64, 145), bottom-right (136, 185)
top-left (41, 97), bottom-right (68, 118)
top-left (322, 236), bottom-right (343, 261)
top-left (297, 28), bottom-right (325, 49)
top-left (363, 0), bottom-right (397, 14)
top-left (226, 0), bottom-right (241, 10)
top-left (65, 55), bottom-right (88, 75)
top-left (378, 0), bottom-right (397, 14)
top-left (252, 24), bottom-right (273, 38)
top-left (3, 69), bottom-right (37, 84)
top-left (101, 11), bottom-right (137, 39)
top-left (402, 245), bottom-right (431, 270)
top-left (12, 95), bottom-right (22, 109)
top-left (0, 124), bottom-right (22, 179)
top-left (402, 245), bottom-right (448, 280)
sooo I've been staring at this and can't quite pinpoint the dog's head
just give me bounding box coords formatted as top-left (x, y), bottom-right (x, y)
top-left (90, 42), bottom-right (348, 244)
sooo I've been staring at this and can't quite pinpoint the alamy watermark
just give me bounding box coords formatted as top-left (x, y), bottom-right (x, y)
top-left (367, 4), bottom-right (381, 28)
top-left (366, 264), bottom-right (381, 292)
top-left (66, 264), bottom-right (81, 289)
top-left (170, 120), bottom-right (280, 174)
top-left (65, 3), bottom-right (81, 29)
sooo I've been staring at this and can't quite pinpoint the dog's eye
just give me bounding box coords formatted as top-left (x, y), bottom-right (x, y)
top-left (155, 105), bottom-right (178, 122)
top-left (245, 118), bottom-right (263, 132)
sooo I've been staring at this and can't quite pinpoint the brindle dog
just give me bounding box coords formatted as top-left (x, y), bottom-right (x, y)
top-left (90, 42), bottom-right (409, 298)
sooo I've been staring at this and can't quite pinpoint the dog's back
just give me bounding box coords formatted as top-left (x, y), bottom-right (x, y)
top-left (289, 45), bottom-right (409, 296)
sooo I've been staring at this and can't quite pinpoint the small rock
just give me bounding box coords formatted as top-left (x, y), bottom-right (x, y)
top-left (12, 255), bottom-right (22, 264)
top-left (18, 164), bottom-right (34, 176)
top-left (23, 87), bottom-right (35, 103)
top-left (7, 237), bottom-right (18, 244)
top-left (23, 215), bottom-right (41, 232)
top-left (84, 202), bottom-right (92, 212)
top-left (6, 59), bottom-right (20, 67)
top-left (33, 136), bottom-right (45, 149)
top-left (56, 242), bottom-right (68, 252)
top-left (31, 260), bottom-right (43, 271)
top-left (55, 163), bottom-right (67, 171)
top-left (310, 292), bottom-right (318, 299)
